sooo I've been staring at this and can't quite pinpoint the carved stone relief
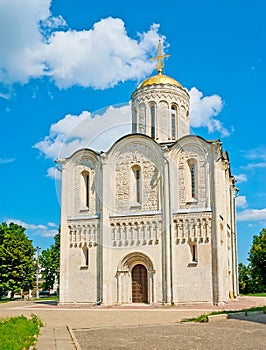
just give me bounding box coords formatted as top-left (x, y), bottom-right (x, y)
top-left (115, 144), bottom-right (161, 212)
top-left (73, 156), bottom-right (97, 216)
top-left (158, 101), bottom-right (169, 140)
top-left (173, 213), bottom-right (212, 244)
top-left (180, 105), bottom-right (186, 119)
top-left (177, 145), bottom-right (208, 209)
top-left (68, 220), bottom-right (99, 248)
top-left (110, 215), bottom-right (162, 247)
top-left (132, 86), bottom-right (190, 110)
top-left (138, 103), bottom-right (146, 134)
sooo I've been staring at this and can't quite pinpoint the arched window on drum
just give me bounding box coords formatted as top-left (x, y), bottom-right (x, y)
top-left (171, 104), bottom-right (177, 139)
top-left (150, 103), bottom-right (156, 139)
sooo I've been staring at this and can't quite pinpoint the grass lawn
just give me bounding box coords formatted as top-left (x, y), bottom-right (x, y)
top-left (0, 314), bottom-right (43, 350)
top-left (0, 299), bottom-right (9, 304)
top-left (182, 305), bottom-right (266, 323)
top-left (37, 296), bottom-right (58, 301)
top-left (0, 295), bottom-right (59, 303)
top-left (242, 293), bottom-right (266, 297)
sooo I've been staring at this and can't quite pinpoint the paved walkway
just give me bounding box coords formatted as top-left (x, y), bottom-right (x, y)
top-left (74, 315), bottom-right (266, 350)
top-left (0, 296), bottom-right (265, 349)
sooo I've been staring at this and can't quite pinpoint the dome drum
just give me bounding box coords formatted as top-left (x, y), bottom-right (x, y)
top-left (131, 74), bottom-right (190, 143)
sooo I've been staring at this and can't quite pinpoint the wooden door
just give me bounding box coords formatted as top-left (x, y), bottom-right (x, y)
top-left (132, 264), bottom-right (148, 303)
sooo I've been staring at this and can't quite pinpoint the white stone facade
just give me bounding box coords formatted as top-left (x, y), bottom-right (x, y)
top-left (58, 72), bottom-right (238, 305)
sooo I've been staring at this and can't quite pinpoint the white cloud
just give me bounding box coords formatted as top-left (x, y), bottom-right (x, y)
top-left (41, 230), bottom-right (58, 238)
top-left (0, 0), bottom-right (51, 84)
top-left (7, 218), bottom-right (58, 238)
top-left (0, 92), bottom-right (10, 100)
top-left (235, 196), bottom-right (248, 208)
top-left (189, 87), bottom-right (228, 136)
top-left (244, 146), bottom-right (266, 161)
top-left (0, 1), bottom-right (162, 89)
top-left (0, 156), bottom-right (16, 164)
top-left (48, 222), bottom-right (57, 227)
top-left (237, 208), bottom-right (266, 221)
top-left (234, 174), bottom-right (247, 183)
top-left (240, 147), bottom-right (266, 170)
top-left (34, 88), bottom-right (228, 179)
top-left (44, 19), bottom-right (162, 89)
top-left (34, 104), bottom-right (132, 160)
top-left (46, 166), bottom-right (62, 180)
top-left (243, 162), bottom-right (266, 170)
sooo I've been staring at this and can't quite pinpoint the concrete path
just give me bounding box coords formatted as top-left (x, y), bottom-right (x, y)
top-left (0, 296), bottom-right (265, 349)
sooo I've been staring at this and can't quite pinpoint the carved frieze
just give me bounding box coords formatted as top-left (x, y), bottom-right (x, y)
top-left (132, 85), bottom-right (190, 109)
top-left (134, 92), bottom-right (189, 111)
top-left (110, 215), bottom-right (162, 247)
top-left (68, 220), bottom-right (99, 248)
top-left (173, 213), bottom-right (212, 244)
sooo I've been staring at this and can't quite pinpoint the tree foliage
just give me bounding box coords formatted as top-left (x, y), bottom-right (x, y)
top-left (248, 228), bottom-right (266, 292)
top-left (238, 262), bottom-right (252, 294)
top-left (238, 228), bottom-right (266, 294)
top-left (39, 232), bottom-right (60, 291)
top-left (0, 222), bottom-right (35, 299)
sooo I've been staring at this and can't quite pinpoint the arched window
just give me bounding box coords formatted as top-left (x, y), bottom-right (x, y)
top-left (132, 165), bottom-right (142, 204)
top-left (171, 105), bottom-right (177, 139)
top-left (81, 171), bottom-right (90, 208)
top-left (150, 104), bottom-right (156, 139)
top-left (187, 159), bottom-right (197, 200)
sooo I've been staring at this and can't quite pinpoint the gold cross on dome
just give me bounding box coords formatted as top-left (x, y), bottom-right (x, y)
top-left (150, 40), bottom-right (170, 75)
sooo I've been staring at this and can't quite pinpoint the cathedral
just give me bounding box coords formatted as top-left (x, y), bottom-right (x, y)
top-left (58, 43), bottom-right (238, 305)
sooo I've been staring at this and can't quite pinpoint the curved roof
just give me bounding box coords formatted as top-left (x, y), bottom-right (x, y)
top-left (138, 73), bottom-right (182, 89)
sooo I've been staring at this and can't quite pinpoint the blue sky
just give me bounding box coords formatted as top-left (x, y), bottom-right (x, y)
top-left (0, 0), bottom-right (265, 263)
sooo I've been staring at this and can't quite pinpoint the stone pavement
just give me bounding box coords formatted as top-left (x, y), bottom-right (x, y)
top-left (0, 296), bottom-right (265, 349)
top-left (35, 325), bottom-right (76, 350)
top-left (73, 315), bottom-right (266, 350)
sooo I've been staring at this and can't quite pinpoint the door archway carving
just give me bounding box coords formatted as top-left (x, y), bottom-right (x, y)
top-left (116, 252), bottom-right (155, 304)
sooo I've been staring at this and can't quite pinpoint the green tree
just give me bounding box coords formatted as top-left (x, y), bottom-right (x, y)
top-left (0, 222), bottom-right (35, 299)
top-left (39, 232), bottom-right (60, 291)
top-left (248, 228), bottom-right (266, 292)
top-left (238, 262), bottom-right (252, 294)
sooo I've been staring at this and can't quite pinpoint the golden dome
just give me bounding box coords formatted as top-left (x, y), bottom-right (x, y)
top-left (138, 73), bottom-right (182, 89)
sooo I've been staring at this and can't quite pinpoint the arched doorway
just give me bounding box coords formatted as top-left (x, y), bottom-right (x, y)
top-left (117, 252), bottom-right (155, 304)
top-left (132, 264), bottom-right (148, 303)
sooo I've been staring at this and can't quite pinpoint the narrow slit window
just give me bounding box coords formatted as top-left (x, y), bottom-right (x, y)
top-left (150, 105), bottom-right (156, 139)
top-left (136, 168), bottom-right (141, 203)
top-left (80, 171), bottom-right (90, 209)
top-left (191, 244), bottom-right (197, 263)
top-left (171, 106), bottom-right (176, 138)
top-left (191, 164), bottom-right (196, 198)
top-left (132, 165), bottom-right (142, 204)
top-left (85, 173), bottom-right (90, 207)
top-left (83, 246), bottom-right (89, 267)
